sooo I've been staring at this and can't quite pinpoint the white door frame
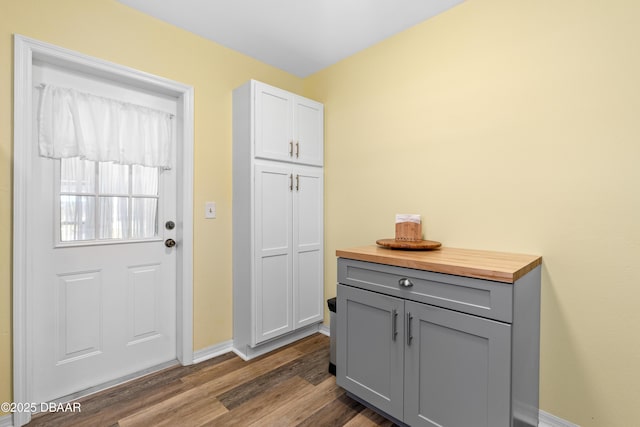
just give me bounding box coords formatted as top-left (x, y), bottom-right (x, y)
top-left (12, 34), bottom-right (195, 427)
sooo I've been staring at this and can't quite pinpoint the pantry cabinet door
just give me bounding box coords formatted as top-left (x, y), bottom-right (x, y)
top-left (254, 82), bottom-right (293, 163)
top-left (254, 163), bottom-right (293, 344)
top-left (293, 96), bottom-right (323, 166)
top-left (292, 166), bottom-right (324, 328)
top-left (404, 301), bottom-right (512, 427)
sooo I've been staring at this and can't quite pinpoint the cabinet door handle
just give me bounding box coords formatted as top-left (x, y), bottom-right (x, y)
top-left (392, 309), bottom-right (398, 341)
top-left (295, 174), bottom-right (299, 191)
top-left (295, 141), bottom-right (299, 158)
top-left (289, 141), bottom-right (294, 157)
top-left (289, 173), bottom-right (293, 191)
top-left (399, 278), bottom-right (413, 288)
top-left (406, 312), bottom-right (413, 346)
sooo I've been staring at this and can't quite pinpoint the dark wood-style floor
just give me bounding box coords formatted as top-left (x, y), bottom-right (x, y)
top-left (28, 334), bottom-right (397, 427)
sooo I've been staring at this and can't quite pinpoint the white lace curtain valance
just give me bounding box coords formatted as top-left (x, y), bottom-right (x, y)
top-left (38, 84), bottom-right (173, 169)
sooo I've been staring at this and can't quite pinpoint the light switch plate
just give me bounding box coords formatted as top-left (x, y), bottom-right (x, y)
top-left (205, 202), bottom-right (216, 219)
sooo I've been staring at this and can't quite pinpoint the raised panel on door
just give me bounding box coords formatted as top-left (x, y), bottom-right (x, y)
top-left (404, 301), bottom-right (512, 427)
top-left (254, 82), bottom-right (293, 163)
top-left (293, 167), bottom-right (323, 327)
top-left (337, 284), bottom-right (404, 421)
top-left (294, 97), bottom-right (323, 166)
top-left (254, 163), bottom-right (293, 344)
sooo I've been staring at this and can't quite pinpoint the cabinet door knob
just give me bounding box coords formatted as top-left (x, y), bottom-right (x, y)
top-left (399, 278), bottom-right (413, 288)
top-left (295, 141), bottom-right (300, 158)
top-left (289, 141), bottom-right (294, 157)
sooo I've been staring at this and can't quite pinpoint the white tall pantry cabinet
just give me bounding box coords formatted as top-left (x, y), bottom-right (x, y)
top-left (232, 80), bottom-right (324, 359)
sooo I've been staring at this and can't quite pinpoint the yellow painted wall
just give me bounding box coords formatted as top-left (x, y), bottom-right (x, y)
top-left (305, 0), bottom-right (640, 426)
top-left (3, 0), bottom-right (639, 426)
top-left (0, 0), bottom-right (303, 410)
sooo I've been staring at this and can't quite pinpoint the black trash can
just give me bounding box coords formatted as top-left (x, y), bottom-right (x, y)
top-left (328, 297), bottom-right (337, 375)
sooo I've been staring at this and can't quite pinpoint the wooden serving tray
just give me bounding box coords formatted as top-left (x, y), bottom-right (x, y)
top-left (376, 238), bottom-right (442, 250)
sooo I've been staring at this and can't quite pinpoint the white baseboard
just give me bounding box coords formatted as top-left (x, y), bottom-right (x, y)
top-left (0, 413), bottom-right (13, 427)
top-left (539, 409), bottom-right (580, 427)
top-left (192, 339), bottom-right (233, 364)
top-left (318, 323), bottom-right (330, 336)
top-left (195, 325), bottom-right (328, 364)
top-left (233, 324), bottom-right (320, 361)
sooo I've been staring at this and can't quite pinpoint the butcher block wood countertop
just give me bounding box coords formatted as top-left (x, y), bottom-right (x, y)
top-left (336, 245), bottom-right (542, 284)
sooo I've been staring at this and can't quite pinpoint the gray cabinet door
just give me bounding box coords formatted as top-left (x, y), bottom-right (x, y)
top-left (337, 284), bottom-right (404, 421)
top-left (404, 301), bottom-right (512, 427)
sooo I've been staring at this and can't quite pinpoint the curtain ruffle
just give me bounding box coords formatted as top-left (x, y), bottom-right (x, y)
top-left (38, 84), bottom-right (173, 169)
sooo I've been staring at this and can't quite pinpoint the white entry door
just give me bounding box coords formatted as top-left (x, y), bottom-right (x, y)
top-left (29, 63), bottom-right (178, 404)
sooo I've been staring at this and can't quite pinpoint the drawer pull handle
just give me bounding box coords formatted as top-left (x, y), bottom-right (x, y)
top-left (392, 309), bottom-right (398, 341)
top-left (399, 278), bottom-right (413, 288)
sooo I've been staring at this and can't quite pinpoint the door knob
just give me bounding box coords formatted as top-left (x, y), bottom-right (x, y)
top-left (165, 220), bottom-right (175, 230)
top-left (164, 238), bottom-right (176, 248)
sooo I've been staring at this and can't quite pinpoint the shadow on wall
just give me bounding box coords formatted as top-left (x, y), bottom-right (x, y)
top-left (540, 265), bottom-right (598, 426)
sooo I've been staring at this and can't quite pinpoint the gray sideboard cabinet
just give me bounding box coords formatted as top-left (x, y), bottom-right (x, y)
top-left (335, 246), bottom-right (542, 427)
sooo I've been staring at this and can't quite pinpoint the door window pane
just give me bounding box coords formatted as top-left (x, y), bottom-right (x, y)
top-left (99, 162), bottom-right (129, 195)
top-left (61, 158), bottom-right (95, 193)
top-left (98, 196), bottom-right (129, 240)
top-left (59, 159), bottom-right (160, 243)
top-left (131, 198), bottom-right (158, 239)
top-left (60, 195), bottom-right (96, 241)
top-left (132, 165), bottom-right (159, 195)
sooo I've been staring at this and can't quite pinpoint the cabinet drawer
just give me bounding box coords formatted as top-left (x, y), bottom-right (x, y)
top-left (338, 258), bottom-right (513, 323)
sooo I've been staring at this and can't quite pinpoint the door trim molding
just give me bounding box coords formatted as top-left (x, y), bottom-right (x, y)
top-left (12, 34), bottom-right (194, 427)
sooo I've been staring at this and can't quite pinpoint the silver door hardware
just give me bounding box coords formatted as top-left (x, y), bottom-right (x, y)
top-left (392, 309), bottom-right (398, 341)
top-left (399, 278), bottom-right (413, 288)
top-left (164, 238), bottom-right (176, 248)
top-left (165, 220), bottom-right (175, 230)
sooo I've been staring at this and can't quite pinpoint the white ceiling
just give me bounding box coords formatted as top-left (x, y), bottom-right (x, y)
top-left (117, 0), bottom-right (465, 77)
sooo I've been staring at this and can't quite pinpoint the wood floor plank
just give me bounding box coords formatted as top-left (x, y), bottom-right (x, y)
top-left (181, 347), bottom-right (304, 394)
top-left (29, 372), bottom-right (190, 427)
top-left (246, 376), bottom-right (345, 427)
top-left (179, 353), bottom-right (253, 387)
top-left (118, 388), bottom-right (228, 427)
top-left (202, 376), bottom-right (315, 427)
top-left (295, 393), bottom-right (366, 427)
top-left (59, 379), bottom-right (189, 427)
top-left (28, 354), bottom-right (236, 427)
top-left (286, 332), bottom-right (329, 354)
top-left (343, 407), bottom-right (397, 427)
top-left (217, 345), bottom-right (328, 409)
